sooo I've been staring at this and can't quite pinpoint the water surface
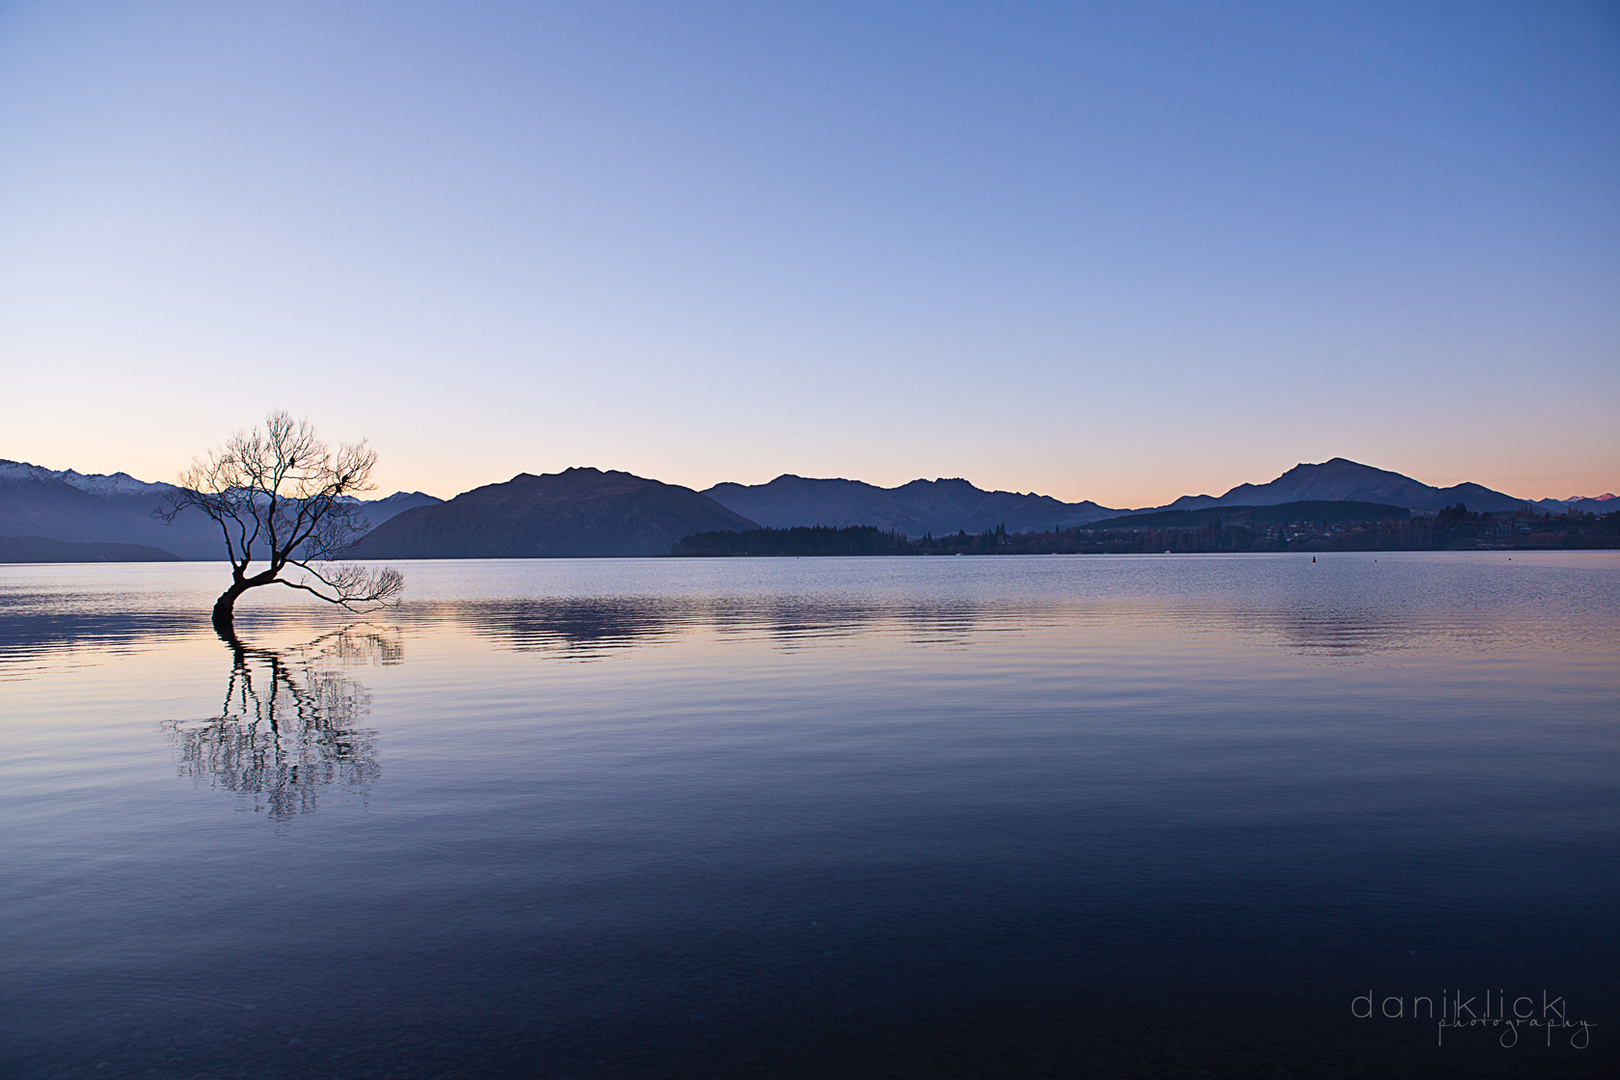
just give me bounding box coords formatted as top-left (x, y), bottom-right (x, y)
top-left (2, 554), bottom-right (1616, 1078)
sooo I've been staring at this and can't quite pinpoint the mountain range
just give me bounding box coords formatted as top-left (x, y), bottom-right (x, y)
top-left (702, 475), bottom-right (1117, 534)
top-left (1, 455), bottom-right (1610, 561)
top-left (0, 459), bottom-right (439, 561)
top-left (702, 458), bottom-right (1603, 534)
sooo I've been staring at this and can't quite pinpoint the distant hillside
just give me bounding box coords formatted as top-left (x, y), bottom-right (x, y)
top-left (704, 474), bottom-right (1120, 535)
top-left (673, 525), bottom-right (910, 557)
top-left (0, 459), bottom-right (439, 559)
top-left (702, 460), bottom-right (1557, 534)
top-left (349, 467), bottom-right (759, 558)
top-left (354, 491), bottom-right (444, 525)
top-left (1563, 493), bottom-right (1617, 513)
top-left (0, 535), bottom-right (181, 563)
top-left (1151, 458), bottom-right (1542, 515)
top-left (1089, 501), bottom-right (1411, 531)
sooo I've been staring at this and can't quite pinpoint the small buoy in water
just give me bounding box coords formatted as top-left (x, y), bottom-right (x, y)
top-left (1312, 556), bottom-right (1316, 563)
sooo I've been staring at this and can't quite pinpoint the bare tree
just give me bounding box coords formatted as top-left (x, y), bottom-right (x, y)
top-left (159, 411), bottom-right (404, 636)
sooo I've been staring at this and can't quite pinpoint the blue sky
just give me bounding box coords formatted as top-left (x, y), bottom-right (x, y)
top-left (1, 1), bottom-right (1616, 505)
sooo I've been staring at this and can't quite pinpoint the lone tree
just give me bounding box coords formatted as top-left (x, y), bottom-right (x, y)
top-left (160, 411), bottom-right (404, 637)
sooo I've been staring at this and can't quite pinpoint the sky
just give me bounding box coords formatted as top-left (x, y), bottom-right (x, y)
top-left (1, 1), bottom-right (1616, 507)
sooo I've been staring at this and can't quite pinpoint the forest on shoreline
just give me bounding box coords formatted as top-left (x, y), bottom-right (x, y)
top-left (672, 504), bottom-right (1620, 557)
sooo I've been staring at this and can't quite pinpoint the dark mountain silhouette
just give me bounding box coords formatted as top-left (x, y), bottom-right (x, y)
top-left (673, 525), bottom-right (912, 557)
top-left (2, 455), bottom-right (1593, 561)
top-left (1, 535), bottom-right (181, 563)
top-left (348, 468), bottom-right (759, 559)
top-left (1143, 458), bottom-right (1547, 516)
top-left (700, 459), bottom-right (1557, 534)
top-left (0, 459), bottom-right (439, 560)
top-left (703, 475), bottom-right (1120, 535)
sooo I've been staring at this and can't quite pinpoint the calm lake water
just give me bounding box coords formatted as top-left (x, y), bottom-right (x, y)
top-left (2, 554), bottom-right (1616, 1079)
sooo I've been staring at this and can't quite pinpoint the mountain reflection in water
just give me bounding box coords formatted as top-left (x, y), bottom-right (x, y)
top-left (417, 595), bottom-right (995, 656)
top-left (3, 582), bottom-right (1612, 675)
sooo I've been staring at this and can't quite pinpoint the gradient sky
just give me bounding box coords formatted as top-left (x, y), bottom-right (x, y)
top-left (1, 1), bottom-right (1616, 506)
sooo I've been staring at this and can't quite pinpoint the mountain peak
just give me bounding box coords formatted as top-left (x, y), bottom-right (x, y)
top-left (352, 468), bottom-right (756, 558)
top-left (704, 474), bottom-right (1120, 533)
top-left (1212, 458), bottom-right (1533, 513)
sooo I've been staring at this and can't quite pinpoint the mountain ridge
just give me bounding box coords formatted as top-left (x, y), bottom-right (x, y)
top-left (703, 458), bottom-right (1565, 534)
top-left (0, 458), bottom-right (440, 559)
top-left (704, 474), bottom-right (1120, 535)
top-left (348, 467), bottom-right (758, 559)
top-left (1156, 458), bottom-right (1550, 515)
top-left (0, 455), bottom-right (1602, 560)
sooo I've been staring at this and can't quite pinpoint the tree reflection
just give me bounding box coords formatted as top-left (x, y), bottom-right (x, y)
top-left (166, 627), bottom-right (398, 820)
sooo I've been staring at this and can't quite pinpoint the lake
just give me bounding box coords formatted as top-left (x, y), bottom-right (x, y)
top-left (2, 554), bottom-right (1616, 1078)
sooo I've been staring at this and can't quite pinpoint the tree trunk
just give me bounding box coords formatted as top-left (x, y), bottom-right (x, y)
top-left (212, 582), bottom-right (248, 639)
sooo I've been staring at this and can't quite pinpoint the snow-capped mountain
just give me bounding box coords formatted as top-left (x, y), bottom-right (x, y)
top-left (0, 459), bottom-right (178, 499)
top-left (0, 459), bottom-right (440, 560)
top-left (1559, 492), bottom-right (1617, 513)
